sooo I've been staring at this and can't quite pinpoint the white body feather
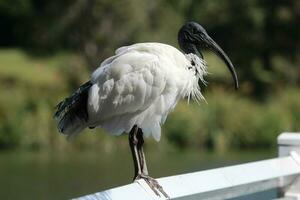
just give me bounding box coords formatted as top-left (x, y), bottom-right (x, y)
top-left (87, 42), bottom-right (207, 141)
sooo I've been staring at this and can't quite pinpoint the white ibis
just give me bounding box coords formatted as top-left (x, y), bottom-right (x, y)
top-left (54, 21), bottom-right (238, 198)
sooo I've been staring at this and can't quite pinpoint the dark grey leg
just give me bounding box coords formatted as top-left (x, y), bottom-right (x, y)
top-left (136, 128), bottom-right (149, 175)
top-left (128, 126), bottom-right (169, 198)
top-left (129, 125), bottom-right (141, 179)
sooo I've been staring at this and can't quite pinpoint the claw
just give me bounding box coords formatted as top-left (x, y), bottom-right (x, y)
top-left (136, 174), bottom-right (170, 199)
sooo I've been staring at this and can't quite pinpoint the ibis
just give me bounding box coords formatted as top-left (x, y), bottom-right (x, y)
top-left (54, 21), bottom-right (238, 198)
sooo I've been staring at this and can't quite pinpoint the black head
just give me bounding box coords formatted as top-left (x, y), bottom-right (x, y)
top-left (178, 21), bottom-right (238, 89)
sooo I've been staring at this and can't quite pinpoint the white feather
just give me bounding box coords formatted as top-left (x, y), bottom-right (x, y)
top-left (87, 43), bottom-right (207, 141)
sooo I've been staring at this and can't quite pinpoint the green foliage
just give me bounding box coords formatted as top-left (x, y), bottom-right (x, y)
top-left (0, 0), bottom-right (300, 152)
top-left (1, 49), bottom-right (300, 151)
top-left (0, 49), bottom-right (69, 149)
top-left (164, 103), bottom-right (203, 149)
top-left (1, 0), bottom-right (300, 97)
top-left (0, 49), bottom-right (299, 151)
top-left (164, 88), bottom-right (300, 151)
top-left (0, 49), bottom-right (127, 151)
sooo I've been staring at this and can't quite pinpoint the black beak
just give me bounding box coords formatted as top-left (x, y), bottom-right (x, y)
top-left (201, 35), bottom-right (239, 89)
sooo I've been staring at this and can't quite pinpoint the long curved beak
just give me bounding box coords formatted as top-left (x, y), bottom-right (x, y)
top-left (202, 35), bottom-right (239, 89)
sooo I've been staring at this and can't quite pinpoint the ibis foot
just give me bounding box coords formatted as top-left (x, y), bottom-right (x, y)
top-left (135, 174), bottom-right (169, 199)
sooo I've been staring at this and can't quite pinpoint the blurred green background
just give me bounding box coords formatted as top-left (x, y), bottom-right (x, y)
top-left (0, 0), bottom-right (299, 199)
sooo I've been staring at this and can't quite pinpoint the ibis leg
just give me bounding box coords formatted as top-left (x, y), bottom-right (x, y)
top-left (129, 125), bottom-right (142, 178)
top-left (136, 128), bottom-right (149, 175)
top-left (128, 126), bottom-right (169, 198)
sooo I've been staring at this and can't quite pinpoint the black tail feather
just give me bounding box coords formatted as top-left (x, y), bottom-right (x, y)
top-left (54, 81), bottom-right (93, 135)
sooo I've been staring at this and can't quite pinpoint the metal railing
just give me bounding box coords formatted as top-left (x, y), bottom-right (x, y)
top-left (75, 132), bottom-right (300, 200)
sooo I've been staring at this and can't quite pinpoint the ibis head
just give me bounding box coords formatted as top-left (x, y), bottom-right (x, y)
top-left (178, 21), bottom-right (239, 89)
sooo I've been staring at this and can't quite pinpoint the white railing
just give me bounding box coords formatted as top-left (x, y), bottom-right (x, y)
top-left (74, 133), bottom-right (300, 200)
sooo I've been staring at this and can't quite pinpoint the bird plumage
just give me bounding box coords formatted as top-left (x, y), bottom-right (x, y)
top-left (54, 81), bottom-right (92, 137)
top-left (54, 22), bottom-right (238, 197)
top-left (55, 42), bottom-right (207, 141)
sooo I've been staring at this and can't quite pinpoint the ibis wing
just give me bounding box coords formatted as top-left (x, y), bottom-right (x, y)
top-left (88, 50), bottom-right (169, 139)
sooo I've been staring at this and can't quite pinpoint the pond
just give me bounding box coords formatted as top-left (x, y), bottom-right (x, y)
top-left (0, 148), bottom-right (277, 199)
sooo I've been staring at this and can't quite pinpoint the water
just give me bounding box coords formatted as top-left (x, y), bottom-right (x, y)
top-left (0, 148), bottom-right (277, 199)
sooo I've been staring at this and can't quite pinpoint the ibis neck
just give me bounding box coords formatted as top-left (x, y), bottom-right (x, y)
top-left (180, 43), bottom-right (203, 59)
